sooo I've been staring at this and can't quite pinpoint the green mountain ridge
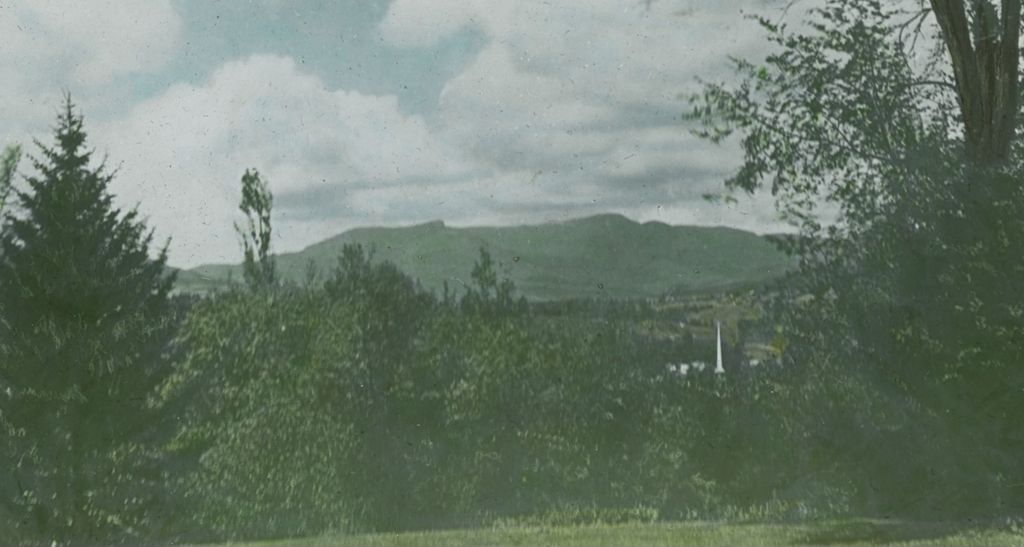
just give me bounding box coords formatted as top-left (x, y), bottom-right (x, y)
top-left (175, 213), bottom-right (796, 300)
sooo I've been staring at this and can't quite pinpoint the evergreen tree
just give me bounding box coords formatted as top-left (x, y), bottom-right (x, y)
top-left (0, 97), bottom-right (176, 545)
top-left (0, 144), bottom-right (20, 216)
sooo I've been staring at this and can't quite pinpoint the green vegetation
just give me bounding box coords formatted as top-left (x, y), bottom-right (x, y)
top-left (158, 245), bottom-right (721, 542)
top-left (235, 168), bottom-right (276, 290)
top-left (201, 520), bottom-right (1024, 547)
top-left (0, 144), bottom-right (20, 215)
top-left (0, 97), bottom-right (177, 545)
top-left (178, 214), bottom-right (795, 300)
top-left (690, 0), bottom-right (1024, 517)
top-left (3, 2), bottom-right (1024, 546)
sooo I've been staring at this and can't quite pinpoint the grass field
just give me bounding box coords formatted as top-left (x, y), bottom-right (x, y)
top-left (206, 519), bottom-right (1024, 547)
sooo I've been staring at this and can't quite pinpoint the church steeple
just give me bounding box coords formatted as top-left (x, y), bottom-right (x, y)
top-left (714, 320), bottom-right (725, 375)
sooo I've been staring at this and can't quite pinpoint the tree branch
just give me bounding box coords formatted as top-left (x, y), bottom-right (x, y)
top-left (907, 79), bottom-right (961, 92)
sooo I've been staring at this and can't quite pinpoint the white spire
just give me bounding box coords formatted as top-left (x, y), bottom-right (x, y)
top-left (714, 320), bottom-right (725, 374)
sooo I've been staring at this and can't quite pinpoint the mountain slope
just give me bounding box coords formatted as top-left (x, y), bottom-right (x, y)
top-left (177, 214), bottom-right (795, 300)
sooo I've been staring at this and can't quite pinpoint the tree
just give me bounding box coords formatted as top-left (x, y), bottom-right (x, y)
top-left (460, 247), bottom-right (526, 317)
top-left (156, 287), bottom-right (359, 541)
top-left (235, 168), bottom-right (275, 289)
top-left (0, 97), bottom-right (176, 544)
top-left (690, 0), bottom-right (1023, 225)
top-left (689, 0), bottom-right (1024, 515)
top-left (930, 0), bottom-right (1020, 163)
top-left (0, 144), bottom-right (20, 217)
top-left (158, 247), bottom-right (440, 539)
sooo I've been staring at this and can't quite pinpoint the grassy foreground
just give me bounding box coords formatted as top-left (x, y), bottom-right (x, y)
top-left (208, 519), bottom-right (1024, 547)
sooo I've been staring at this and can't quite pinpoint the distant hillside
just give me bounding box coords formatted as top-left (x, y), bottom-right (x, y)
top-left (176, 214), bottom-right (795, 300)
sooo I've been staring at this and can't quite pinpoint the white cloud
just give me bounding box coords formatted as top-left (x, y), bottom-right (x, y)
top-left (94, 54), bottom-right (475, 267)
top-left (379, 0), bottom-right (504, 48)
top-left (17, 1), bottom-right (182, 84)
top-left (2, 0), bottom-right (807, 269)
top-left (382, 0), bottom-right (777, 93)
top-left (0, 1), bottom-right (183, 143)
top-left (381, 0), bottom-right (795, 227)
top-left (436, 43), bottom-right (616, 170)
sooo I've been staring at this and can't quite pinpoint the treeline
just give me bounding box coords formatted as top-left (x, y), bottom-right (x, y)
top-left (4, 79), bottom-right (1024, 546)
top-left (0, 100), bottom-right (803, 546)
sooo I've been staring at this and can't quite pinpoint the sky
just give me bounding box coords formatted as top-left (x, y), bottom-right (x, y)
top-left (0, 0), bottom-right (795, 268)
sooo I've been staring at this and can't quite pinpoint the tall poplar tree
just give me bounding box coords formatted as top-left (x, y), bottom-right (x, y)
top-left (235, 168), bottom-right (276, 290)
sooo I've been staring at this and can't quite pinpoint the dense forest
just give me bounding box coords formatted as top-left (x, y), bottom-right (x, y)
top-left (3, 1), bottom-right (1024, 545)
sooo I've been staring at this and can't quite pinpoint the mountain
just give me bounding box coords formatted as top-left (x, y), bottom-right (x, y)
top-left (176, 214), bottom-right (795, 300)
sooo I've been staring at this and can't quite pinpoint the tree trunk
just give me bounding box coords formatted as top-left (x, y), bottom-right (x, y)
top-left (930, 0), bottom-right (1021, 163)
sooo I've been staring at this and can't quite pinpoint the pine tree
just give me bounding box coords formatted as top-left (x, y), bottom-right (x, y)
top-left (0, 144), bottom-right (20, 216)
top-left (0, 96), bottom-right (176, 545)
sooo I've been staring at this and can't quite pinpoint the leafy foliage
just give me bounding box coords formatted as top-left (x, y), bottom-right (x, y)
top-left (460, 247), bottom-right (526, 316)
top-left (690, 0), bottom-right (1024, 516)
top-left (10, 3), bottom-right (1024, 541)
top-left (688, 0), bottom-right (953, 241)
top-left (235, 168), bottom-right (276, 290)
top-left (161, 243), bottom-right (807, 541)
top-left (157, 287), bottom-right (359, 540)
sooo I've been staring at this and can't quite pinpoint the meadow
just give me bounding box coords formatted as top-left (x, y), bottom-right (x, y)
top-left (203, 520), bottom-right (1024, 547)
